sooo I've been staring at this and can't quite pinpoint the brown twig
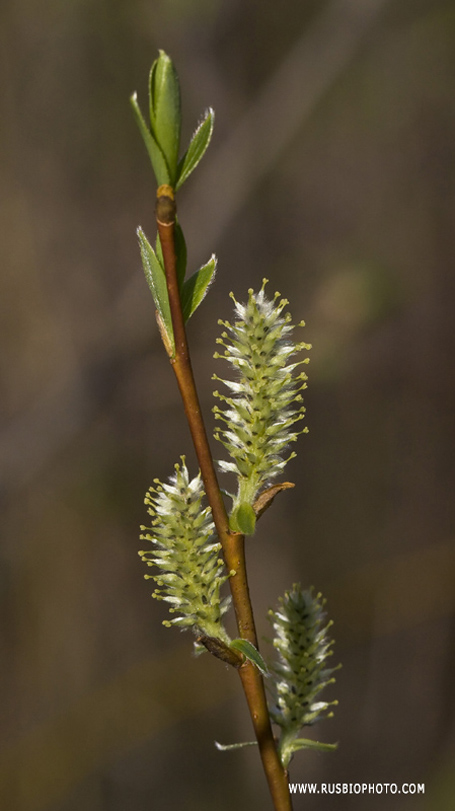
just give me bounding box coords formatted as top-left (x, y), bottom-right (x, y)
top-left (155, 184), bottom-right (292, 811)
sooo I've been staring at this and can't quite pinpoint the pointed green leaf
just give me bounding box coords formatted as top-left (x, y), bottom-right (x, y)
top-left (278, 733), bottom-right (337, 769)
top-left (215, 740), bottom-right (258, 752)
top-left (154, 230), bottom-right (167, 295)
top-left (149, 51), bottom-right (181, 184)
top-left (231, 503), bottom-right (256, 536)
top-left (229, 639), bottom-right (269, 676)
top-left (181, 255), bottom-right (217, 322)
top-left (176, 108), bottom-right (214, 190)
top-left (130, 93), bottom-right (170, 186)
top-left (290, 738), bottom-right (338, 753)
top-left (148, 57), bottom-right (159, 132)
top-left (137, 227), bottom-right (174, 353)
top-left (155, 231), bottom-right (164, 266)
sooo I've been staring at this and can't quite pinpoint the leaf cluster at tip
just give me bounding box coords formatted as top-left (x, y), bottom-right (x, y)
top-left (131, 50), bottom-right (214, 190)
top-left (132, 53), bottom-right (217, 351)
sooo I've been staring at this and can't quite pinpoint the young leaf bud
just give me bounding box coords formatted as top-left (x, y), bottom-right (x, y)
top-left (149, 51), bottom-right (181, 185)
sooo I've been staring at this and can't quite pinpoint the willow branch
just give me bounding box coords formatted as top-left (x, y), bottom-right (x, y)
top-left (155, 184), bottom-right (292, 811)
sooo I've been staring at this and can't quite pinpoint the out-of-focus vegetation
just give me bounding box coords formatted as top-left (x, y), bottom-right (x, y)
top-left (1, 1), bottom-right (455, 809)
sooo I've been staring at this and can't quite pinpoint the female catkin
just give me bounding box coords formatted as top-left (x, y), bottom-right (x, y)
top-left (213, 282), bottom-right (311, 533)
top-left (139, 459), bottom-right (231, 644)
top-left (269, 585), bottom-right (339, 768)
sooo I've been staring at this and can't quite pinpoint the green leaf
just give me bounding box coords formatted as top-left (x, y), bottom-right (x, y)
top-left (181, 255), bottom-right (217, 322)
top-left (215, 740), bottom-right (258, 752)
top-left (149, 51), bottom-right (181, 185)
top-left (228, 513), bottom-right (238, 532)
top-left (234, 503), bottom-right (256, 535)
top-left (176, 108), bottom-right (214, 190)
top-left (155, 231), bottom-right (164, 266)
top-left (290, 738), bottom-right (338, 754)
top-left (278, 733), bottom-right (337, 769)
top-left (130, 93), bottom-right (170, 186)
top-left (137, 227), bottom-right (174, 353)
top-left (229, 639), bottom-right (269, 676)
top-left (148, 57), bottom-right (159, 131)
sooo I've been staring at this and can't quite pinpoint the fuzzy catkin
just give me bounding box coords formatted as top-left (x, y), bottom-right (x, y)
top-left (269, 585), bottom-right (338, 766)
top-left (139, 459), bottom-right (231, 642)
top-left (213, 283), bottom-right (311, 521)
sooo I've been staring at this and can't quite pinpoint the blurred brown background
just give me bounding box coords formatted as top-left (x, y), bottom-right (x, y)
top-left (1, 0), bottom-right (455, 809)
